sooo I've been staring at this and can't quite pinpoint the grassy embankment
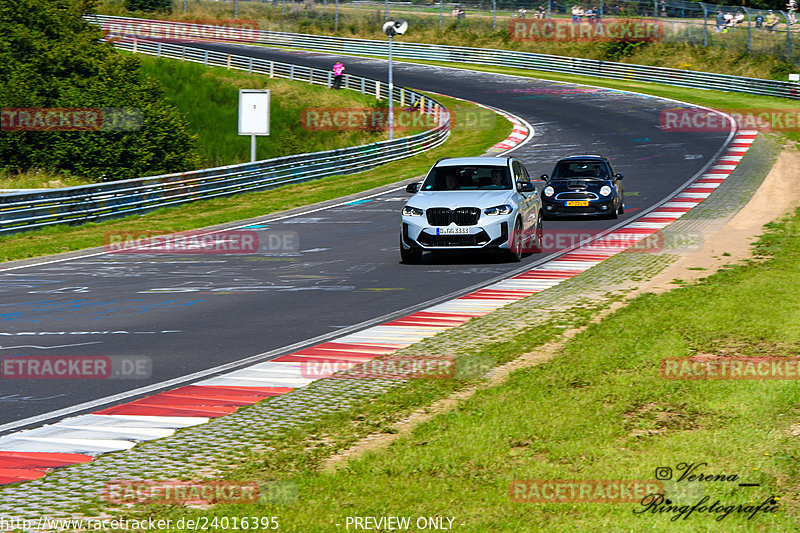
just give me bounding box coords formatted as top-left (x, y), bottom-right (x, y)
top-left (96, 0), bottom-right (799, 79)
top-left (0, 54), bottom-right (506, 262)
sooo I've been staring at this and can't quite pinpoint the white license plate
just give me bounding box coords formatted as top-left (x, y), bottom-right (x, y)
top-left (435, 227), bottom-right (470, 235)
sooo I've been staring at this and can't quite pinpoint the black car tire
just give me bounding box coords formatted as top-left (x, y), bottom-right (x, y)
top-left (506, 218), bottom-right (523, 262)
top-left (400, 237), bottom-right (422, 264)
top-left (607, 200), bottom-right (619, 219)
top-left (529, 214), bottom-right (543, 253)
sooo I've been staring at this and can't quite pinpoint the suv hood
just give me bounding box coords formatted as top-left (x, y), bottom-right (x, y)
top-left (406, 190), bottom-right (515, 210)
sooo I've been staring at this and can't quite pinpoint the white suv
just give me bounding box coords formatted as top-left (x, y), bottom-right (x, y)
top-left (400, 157), bottom-right (543, 263)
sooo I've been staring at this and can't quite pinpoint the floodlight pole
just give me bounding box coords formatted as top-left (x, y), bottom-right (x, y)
top-left (235, 0), bottom-right (239, 18)
top-left (388, 33), bottom-right (394, 140)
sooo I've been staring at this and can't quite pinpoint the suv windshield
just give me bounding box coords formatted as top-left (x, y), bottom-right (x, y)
top-left (551, 161), bottom-right (609, 179)
top-left (421, 165), bottom-right (512, 191)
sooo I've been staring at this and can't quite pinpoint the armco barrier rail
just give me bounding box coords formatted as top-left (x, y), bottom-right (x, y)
top-left (0, 39), bottom-right (449, 235)
top-left (91, 15), bottom-right (800, 100)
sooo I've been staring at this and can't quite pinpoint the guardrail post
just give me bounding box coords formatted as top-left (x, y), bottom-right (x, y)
top-left (419, 96), bottom-right (425, 114)
top-left (204, 50), bottom-right (209, 66)
top-left (157, 42), bottom-right (162, 57)
top-left (227, 54), bottom-right (231, 69)
top-left (309, 67), bottom-right (313, 85)
top-left (270, 61), bottom-right (274, 79)
top-left (361, 77), bottom-right (365, 94)
top-left (434, 103), bottom-right (439, 124)
top-left (327, 71), bottom-right (332, 88)
top-left (133, 38), bottom-right (137, 53)
top-left (376, 81), bottom-right (381, 98)
top-left (290, 65), bottom-right (294, 80)
top-left (248, 57), bottom-right (253, 73)
top-left (400, 88), bottom-right (405, 106)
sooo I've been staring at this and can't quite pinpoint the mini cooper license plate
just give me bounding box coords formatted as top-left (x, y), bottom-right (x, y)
top-left (566, 200), bottom-right (589, 207)
top-left (435, 227), bottom-right (470, 235)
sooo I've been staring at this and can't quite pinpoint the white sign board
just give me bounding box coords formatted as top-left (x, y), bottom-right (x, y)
top-left (790, 74), bottom-right (800, 82)
top-left (238, 89), bottom-right (270, 135)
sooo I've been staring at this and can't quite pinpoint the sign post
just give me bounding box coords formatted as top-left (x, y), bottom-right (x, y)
top-left (238, 89), bottom-right (270, 162)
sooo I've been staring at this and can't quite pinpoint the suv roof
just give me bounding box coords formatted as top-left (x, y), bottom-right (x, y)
top-left (435, 156), bottom-right (512, 167)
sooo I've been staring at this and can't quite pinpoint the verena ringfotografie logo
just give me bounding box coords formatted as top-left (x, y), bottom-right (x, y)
top-left (509, 479), bottom-right (663, 503)
top-left (660, 107), bottom-right (800, 133)
top-left (1, 108), bottom-right (142, 131)
top-left (102, 19), bottom-right (259, 44)
top-left (104, 230), bottom-right (299, 254)
top-left (510, 19), bottom-right (664, 42)
top-left (1, 356), bottom-right (151, 380)
top-left (300, 355), bottom-right (455, 380)
top-left (660, 356), bottom-right (800, 380)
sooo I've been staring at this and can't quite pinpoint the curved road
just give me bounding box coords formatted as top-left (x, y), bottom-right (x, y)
top-left (0, 45), bottom-right (730, 433)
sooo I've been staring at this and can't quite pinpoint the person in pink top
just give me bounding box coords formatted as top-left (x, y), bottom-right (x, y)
top-left (332, 61), bottom-right (345, 89)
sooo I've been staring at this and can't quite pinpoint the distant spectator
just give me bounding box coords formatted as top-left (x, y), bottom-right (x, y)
top-left (332, 61), bottom-right (345, 90)
top-left (451, 7), bottom-right (459, 18)
top-left (766, 10), bottom-right (779, 32)
top-left (755, 11), bottom-right (764, 30)
top-left (788, 0), bottom-right (797, 25)
top-left (715, 10), bottom-right (726, 33)
top-left (536, 6), bottom-right (546, 19)
top-left (458, 7), bottom-right (465, 19)
top-left (571, 5), bottom-right (582, 23)
top-left (734, 11), bottom-right (745, 28)
top-left (518, 6), bottom-right (527, 18)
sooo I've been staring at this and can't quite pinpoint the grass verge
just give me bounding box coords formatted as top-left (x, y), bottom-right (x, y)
top-left (136, 54), bottom-right (403, 168)
top-left (115, 198), bottom-right (800, 532)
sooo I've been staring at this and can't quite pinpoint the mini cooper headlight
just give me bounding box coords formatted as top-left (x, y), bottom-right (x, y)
top-left (543, 186), bottom-right (554, 197)
top-left (599, 186), bottom-right (612, 197)
top-left (485, 204), bottom-right (513, 216)
top-left (402, 206), bottom-right (423, 216)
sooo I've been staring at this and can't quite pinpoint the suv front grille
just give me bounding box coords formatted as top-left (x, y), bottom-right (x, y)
top-left (426, 207), bottom-right (481, 226)
top-left (417, 230), bottom-right (490, 247)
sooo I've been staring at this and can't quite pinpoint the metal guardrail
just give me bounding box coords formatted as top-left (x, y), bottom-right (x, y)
top-left (91, 15), bottom-right (800, 100)
top-left (0, 38), bottom-right (450, 235)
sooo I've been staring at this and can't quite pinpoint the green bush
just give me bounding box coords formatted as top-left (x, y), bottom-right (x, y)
top-left (0, 0), bottom-right (199, 180)
top-left (123, 0), bottom-right (171, 13)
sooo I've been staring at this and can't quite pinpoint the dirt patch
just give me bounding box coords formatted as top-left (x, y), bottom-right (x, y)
top-left (321, 144), bottom-right (800, 473)
top-left (641, 143), bottom-right (800, 293)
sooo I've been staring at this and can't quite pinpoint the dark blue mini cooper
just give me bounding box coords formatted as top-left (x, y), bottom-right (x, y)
top-left (540, 155), bottom-right (624, 219)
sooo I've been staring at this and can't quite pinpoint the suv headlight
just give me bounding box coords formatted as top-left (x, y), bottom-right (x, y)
top-left (543, 186), bottom-right (554, 197)
top-left (402, 206), bottom-right (423, 216)
top-left (599, 185), bottom-right (612, 197)
top-left (485, 204), bottom-right (513, 216)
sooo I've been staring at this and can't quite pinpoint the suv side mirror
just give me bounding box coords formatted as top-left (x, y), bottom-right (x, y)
top-left (540, 174), bottom-right (549, 181)
top-left (405, 182), bottom-right (420, 193)
top-left (615, 173), bottom-right (623, 179)
top-left (518, 182), bottom-right (535, 193)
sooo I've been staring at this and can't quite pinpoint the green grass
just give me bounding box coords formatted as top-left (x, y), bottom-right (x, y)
top-left (0, 93), bottom-right (505, 263)
top-left (136, 54), bottom-right (407, 168)
top-left (123, 203), bottom-right (800, 533)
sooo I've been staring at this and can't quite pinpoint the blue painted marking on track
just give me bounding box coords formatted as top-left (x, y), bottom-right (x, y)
top-left (343, 199), bottom-right (373, 205)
